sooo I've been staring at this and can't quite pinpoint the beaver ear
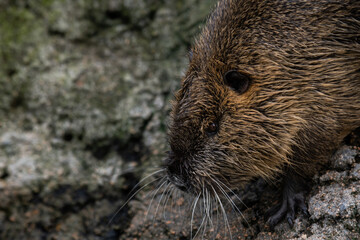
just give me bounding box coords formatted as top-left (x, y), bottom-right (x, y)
top-left (224, 70), bottom-right (250, 94)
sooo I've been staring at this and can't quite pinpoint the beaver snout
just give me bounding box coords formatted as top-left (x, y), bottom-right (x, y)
top-left (164, 155), bottom-right (189, 192)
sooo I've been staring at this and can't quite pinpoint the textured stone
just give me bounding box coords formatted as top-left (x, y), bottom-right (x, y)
top-left (0, 0), bottom-right (359, 239)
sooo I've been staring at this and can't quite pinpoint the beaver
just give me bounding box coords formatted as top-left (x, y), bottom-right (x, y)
top-left (164, 0), bottom-right (360, 228)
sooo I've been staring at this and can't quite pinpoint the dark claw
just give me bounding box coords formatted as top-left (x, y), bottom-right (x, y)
top-left (267, 207), bottom-right (291, 228)
top-left (286, 212), bottom-right (295, 227)
top-left (286, 197), bottom-right (295, 227)
top-left (297, 199), bottom-right (309, 217)
top-left (267, 202), bottom-right (287, 228)
top-left (302, 208), bottom-right (310, 217)
top-left (287, 216), bottom-right (294, 227)
top-left (267, 193), bottom-right (308, 228)
top-left (266, 172), bottom-right (309, 229)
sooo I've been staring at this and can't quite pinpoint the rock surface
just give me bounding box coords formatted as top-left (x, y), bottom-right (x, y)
top-left (0, 1), bottom-right (359, 239)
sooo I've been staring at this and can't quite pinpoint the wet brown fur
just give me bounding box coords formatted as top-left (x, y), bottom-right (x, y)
top-left (167, 0), bottom-right (360, 194)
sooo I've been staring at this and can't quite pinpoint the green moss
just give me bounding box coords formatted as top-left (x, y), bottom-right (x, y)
top-left (0, 6), bottom-right (46, 113)
top-left (0, 8), bottom-right (35, 72)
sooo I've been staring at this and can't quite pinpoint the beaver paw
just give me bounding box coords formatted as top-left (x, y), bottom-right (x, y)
top-left (266, 191), bottom-right (309, 228)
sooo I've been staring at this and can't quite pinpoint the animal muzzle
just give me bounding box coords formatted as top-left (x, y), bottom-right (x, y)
top-left (164, 155), bottom-right (190, 192)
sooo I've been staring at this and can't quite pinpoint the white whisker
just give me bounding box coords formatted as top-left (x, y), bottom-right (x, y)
top-left (128, 169), bottom-right (165, 196)
top-left (145, 179), bottom-right (168, 220)
top-left (212, 178), bottom-right (252, 233)
top-left (108, 175), bottom-right (162, 225)
top-left (154, 182), bottom-right (172, 222)
top-left (191, 192), bottom-right (201, 239)
top-left (212, 185), bottom-right (233, 240)
top-left (163, 186), bottom-right (174, 220)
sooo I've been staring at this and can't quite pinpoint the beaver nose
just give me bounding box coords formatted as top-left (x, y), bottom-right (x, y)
top-left (170, 175), bottom-right (187, 192)
top-left (166, 157), bottom-right (184, 178)
top-left (167, 159), bottom-right (181, 176)
top-left (164, 156), bottom-right (188, 191)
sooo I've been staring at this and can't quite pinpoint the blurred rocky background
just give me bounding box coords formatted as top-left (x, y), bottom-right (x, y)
top-left (0, 0), bottom-right (359, 239)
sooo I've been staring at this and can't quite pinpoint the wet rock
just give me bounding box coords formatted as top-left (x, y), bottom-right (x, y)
top-left (0, 0), bottom-right (214, 239)
top-left (319, 170), bottom-right (348, 183)
top-left (350, 163), bottom-right (360, 180)
top-left (331, 145), bottom-right (358, 170)
top-left (309, 219), bottom-right (360, 240)
top-left (0, 0), bottom-right (359, 239)
top-left (309, 182), bottom-right (359, 220)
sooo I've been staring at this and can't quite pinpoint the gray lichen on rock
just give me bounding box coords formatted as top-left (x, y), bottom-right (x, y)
top-left (0, 0), bottom-right (359, 239)
top-left (0, 0), bottom-right (215, 239)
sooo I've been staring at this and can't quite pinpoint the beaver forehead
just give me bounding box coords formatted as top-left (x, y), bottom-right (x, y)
top-left (172, 103), bottom-right (218, 131)
top-left (168, 117), bottom-right (204, 154)
top-left (170, 88), bottom-right (223, 153)
top-left (174, 89), bottom-right (223, 125)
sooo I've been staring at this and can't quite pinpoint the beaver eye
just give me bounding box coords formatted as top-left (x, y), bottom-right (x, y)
top-left (205, 122), bottom-right (218, 135)
top-left (224, 70), bottom-right (250, 94)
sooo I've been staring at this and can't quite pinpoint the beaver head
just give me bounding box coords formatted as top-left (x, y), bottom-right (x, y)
top-left (165, 61), bottom-right (297, 194)
top-left (162, 0), bottom-right (360, 232)
top-left (164, 0), bottom-right (360, 195)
